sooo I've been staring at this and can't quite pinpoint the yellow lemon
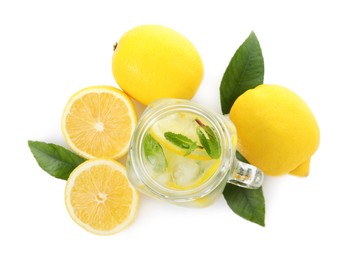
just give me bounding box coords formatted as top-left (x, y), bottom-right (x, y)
top-left (112, 25), bottom-right (204, 105)
top-left (62, 86), bottom-right (137, 159)
top-left (65, 159), bottom-right (139, 235)
top-left (229, 85), bottom-right (320, 177)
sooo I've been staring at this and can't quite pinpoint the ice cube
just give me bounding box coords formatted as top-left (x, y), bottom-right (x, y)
top-left (173, 160), bottom-right (200, 186)
top-left (155, 172), bottom-right (171, 186)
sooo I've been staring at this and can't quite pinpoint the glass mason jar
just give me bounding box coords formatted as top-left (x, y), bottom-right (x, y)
top-left (126, 99), bottom-right (264, 207)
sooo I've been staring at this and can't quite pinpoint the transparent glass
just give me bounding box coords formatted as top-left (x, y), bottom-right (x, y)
top-left (126, 99), bottom-right (264, 207)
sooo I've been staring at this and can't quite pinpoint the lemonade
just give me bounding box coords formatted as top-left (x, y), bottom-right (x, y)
top-left (126, 99), bottom-right (264, 208)
top-left (142, 112), bottom-right (221, 191)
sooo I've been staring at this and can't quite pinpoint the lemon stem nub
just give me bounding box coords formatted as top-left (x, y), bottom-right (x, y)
top-left (113, 42), bottom-right (118, 51)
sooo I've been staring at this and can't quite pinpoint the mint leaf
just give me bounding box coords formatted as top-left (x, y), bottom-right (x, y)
top-left (223, 184), bottom-right (265, 226)
top-left (220, 31), bottom-right (264, 114)
top-left (195, 119), bottom-right (221, 159)
top-left (197, 127), bottom-right (211, 154)
top-left (184, 141), bottom-right (198, 157)
top-left (164, 132), bottom-right (198, 156)
top-left (203, 125), bottom-right (221, 159)
top-left (143, 134), bottom-right (167, 172)
top-left (164, 132), bottom-right (195, 149)
top-left (28, 140), bottom-right (85, 180)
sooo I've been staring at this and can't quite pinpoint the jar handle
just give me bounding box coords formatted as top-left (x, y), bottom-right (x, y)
top-left (227, 160), bottom-right (264, 189)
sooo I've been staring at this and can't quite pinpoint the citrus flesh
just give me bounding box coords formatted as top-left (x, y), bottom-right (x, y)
top-left (62, 86), bottom-right (137, 159)
top-left (65, 159), bottom-right (139, 235)
top-left (112, 25), bottom-right (204, 105)
top-left (229, 85), bottom-right (320, 177)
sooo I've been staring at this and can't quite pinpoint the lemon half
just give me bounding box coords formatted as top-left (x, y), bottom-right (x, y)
top-left (62, 86), bottom-right (137, 159)
top-left (65, 159), bottom-right (139, 235)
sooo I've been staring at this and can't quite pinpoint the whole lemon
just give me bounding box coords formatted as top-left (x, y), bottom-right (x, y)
top-left (229, 85), bottom-right (320, 177)
top-left (112, 25), bottom-right (204, 105)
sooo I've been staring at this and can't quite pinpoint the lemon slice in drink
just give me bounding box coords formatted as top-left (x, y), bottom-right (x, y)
top-left (149, 112), bottom-right (211, 160)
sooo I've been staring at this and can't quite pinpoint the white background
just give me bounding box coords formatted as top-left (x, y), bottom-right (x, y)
top-left (1, 0), bottom-right (349, 259)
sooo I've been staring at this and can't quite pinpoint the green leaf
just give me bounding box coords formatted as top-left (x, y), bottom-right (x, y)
top-left (236, 150), bottom-right (248, 163)
top-left (203, 125), bottom-right (221, 159)
top-left (223, 184), bottom-right (265, 226)
top-left (184, 141), bottom-right (198, 157)
top-left (28, 140), bottom-right (85, 180)
top-left (196, 126), bottom-right (221, 159)
top-left (220, 31), bottom-right (264, 114)
top-left (164, 132), bottom-right (198, 156)
top-left (195, 118), bottom-right (221, 159)
top-left (143, 134), bottom-right (167, 172)
top-left (223, 150), bottom-right (265, 226)
top-left (197, 127), bottom-right (211, 154)
top-left (164, 132), bottom-right (195, 149)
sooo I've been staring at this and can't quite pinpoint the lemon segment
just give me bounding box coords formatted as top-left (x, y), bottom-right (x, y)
top-left (65, 159), bottom-right (139, 235)
top-left (61, 86), bottom-right (137, 159)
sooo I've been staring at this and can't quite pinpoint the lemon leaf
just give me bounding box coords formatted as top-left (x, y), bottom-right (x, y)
top-left (236, 150), bottom-right (248, 163)
top-left (220, 31), bottom-right (264, 114)
top-left (143, 134), bottom-right (167, 172)
top-left (223, 151), bottom-right (265, 226)
top-left (28, 140), bottom-right (85, 180)
top-left (223, 184), bottom-right (265, 227)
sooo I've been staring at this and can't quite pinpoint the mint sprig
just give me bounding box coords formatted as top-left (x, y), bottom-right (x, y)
top-left (195, 119), bottom-right (221, 159)
top-left (164, 120), bottom-right (221, 159)
top-left (164, 132), bottom-right (199, 156)
top-left (143, 134), bottom-right (167, 172)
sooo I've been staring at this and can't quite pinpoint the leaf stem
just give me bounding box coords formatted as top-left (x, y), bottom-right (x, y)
top-left (195, 118), bottom-right (205, 127)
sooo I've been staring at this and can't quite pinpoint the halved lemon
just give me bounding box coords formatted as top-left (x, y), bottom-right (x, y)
top-left (149, 112), bottom-right (211, 160)
top-left (62, 86), bottom-right (137, 159)
top-left (65, 159), bottom-right (139, 235)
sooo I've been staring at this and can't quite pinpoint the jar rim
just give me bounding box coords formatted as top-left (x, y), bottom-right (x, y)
top-left (129, 98), bottom-right (235, 202)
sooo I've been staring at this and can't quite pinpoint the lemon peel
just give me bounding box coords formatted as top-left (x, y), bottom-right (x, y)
top-left (112, 25), bottom-right (203, 105)
top-left (230, 84), bottom-right (320, 177)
